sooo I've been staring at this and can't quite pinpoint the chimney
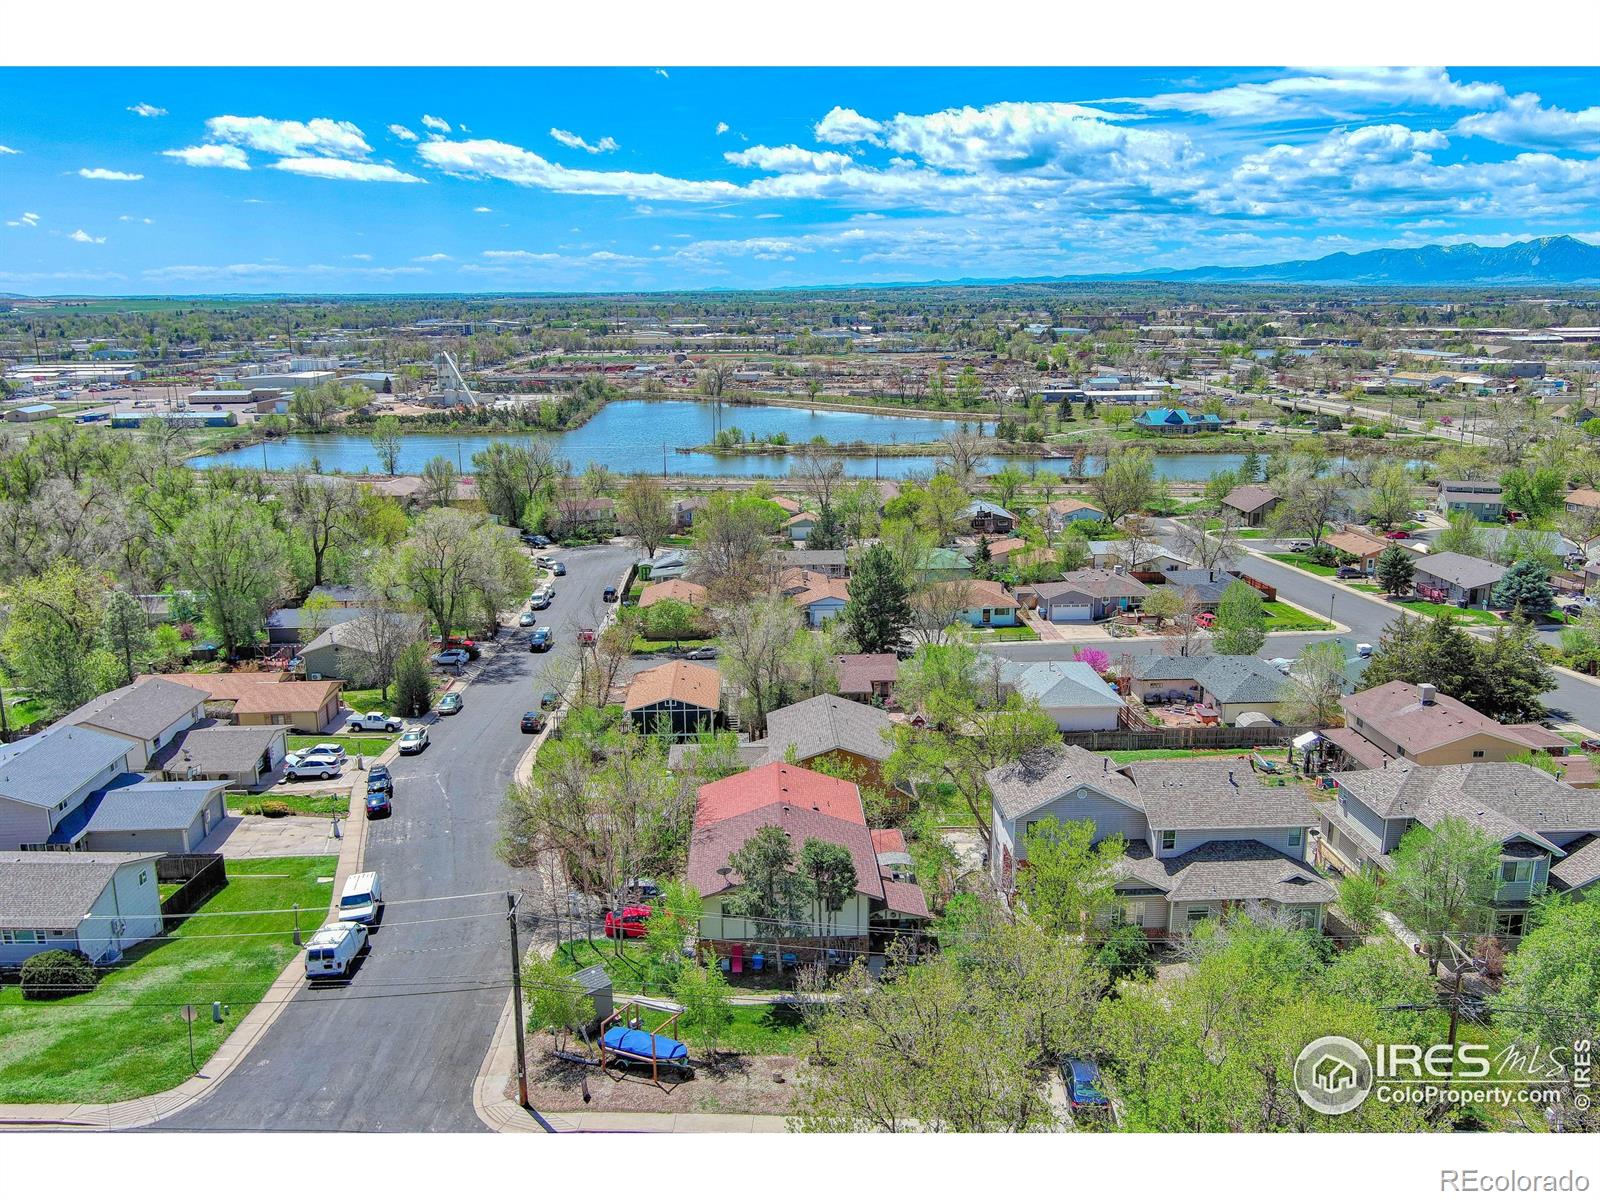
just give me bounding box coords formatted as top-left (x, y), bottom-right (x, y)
top-left (1419, 683), bottom-right (1437, 706)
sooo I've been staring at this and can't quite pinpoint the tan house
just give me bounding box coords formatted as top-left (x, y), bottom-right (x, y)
top-left (623, 661), bottom-right (722, 741)
top-left (1221, 484), bottom-right (1281, 527)
top-left (148, 673), bottom-right (343, 733)
top-left (1316, 681), bottom-right (1570, 771)
top-left (1324, 528), bottom-right (1389, 575)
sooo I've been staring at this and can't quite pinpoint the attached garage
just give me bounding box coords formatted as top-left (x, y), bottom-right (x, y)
top-left (76, 779), bottom-right (228, 855)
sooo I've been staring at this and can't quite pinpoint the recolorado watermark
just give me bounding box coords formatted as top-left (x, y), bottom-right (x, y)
top-left (1293, 1035), bottom-right (1592, 1116)
top-left (1440, 1169), bottom-right (1590, 1192)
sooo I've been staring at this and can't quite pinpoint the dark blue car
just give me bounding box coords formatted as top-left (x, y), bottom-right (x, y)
top-left (1060, 1058), bottom-right (1111, 1116)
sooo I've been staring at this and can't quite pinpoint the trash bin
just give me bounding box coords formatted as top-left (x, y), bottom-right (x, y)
top-left (751, 951), bottom-right (765, 972)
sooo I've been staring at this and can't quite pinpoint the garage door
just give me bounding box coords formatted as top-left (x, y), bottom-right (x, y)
top-left (1052, 604), bottom-right (1094, 622)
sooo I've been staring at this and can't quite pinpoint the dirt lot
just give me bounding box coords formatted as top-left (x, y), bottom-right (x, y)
top-left (516, 1034), bottom-right (800, 1116)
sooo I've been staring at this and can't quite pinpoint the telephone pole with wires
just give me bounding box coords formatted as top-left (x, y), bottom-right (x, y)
top-left (506, 892), bottom-right (529, 1108)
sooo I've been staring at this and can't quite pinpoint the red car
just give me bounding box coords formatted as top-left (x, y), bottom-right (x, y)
top-left (1194, 611), bottom-right (1215, 628)
top-left (603, 905), bottom-right (652, 938)
top-left (432, 636), bottom-right (481, 660)
top-left (1383, 529), bottom-right (1411, 540)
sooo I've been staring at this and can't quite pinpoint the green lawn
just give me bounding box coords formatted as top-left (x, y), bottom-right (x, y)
top-left (632, 637), bottom-right (714, 655)
top-left (1107, 748), bottom-right (1291, 764)
top-left (1266, 552), bottom-right (1337, 576)
top-left (971, 624), bottom-right (1042, 642)
top-left (338, 686), bottom-right (391, 714)
top-left (1262, 601), bottom-right (1335, 632)
top-left (1387, 598), bottom-right (1505, 625)
top-left (229, 792), bottom-right (348, 816)
top-left (0, 856), bottom-right (336, 1104)
top-left (287, 733), bottom-right (394, 757)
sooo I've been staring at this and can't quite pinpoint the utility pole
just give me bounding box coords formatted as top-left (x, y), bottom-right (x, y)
top-left (506, 892), bottom-right (529, 1108)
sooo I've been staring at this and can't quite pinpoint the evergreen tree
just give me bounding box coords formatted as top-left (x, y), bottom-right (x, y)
top-left (1375, 543), bottom-right (1415, 596)
top-left (1492, 558), bottom-right (1555, 617)
top-left (1362, 614), bottom-right (1479, 702)
top-left (1475, 614), bottom-right (1556, 722)
top-left (805, 503), bottom-right (845, 551)
top-left (972, 534), bottom-right (993, 579)
top-left (1239, 449), bottom-right (1263, 483)
top-left (842, 543), bottom-right (913, 654)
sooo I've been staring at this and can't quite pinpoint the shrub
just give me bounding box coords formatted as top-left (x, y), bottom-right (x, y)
top-left (1337, 869), bottom-right (1381, 934)
top-left (259, 800), bottom-right (291, 818)
top-left (20, 949), bottom-right (98, 1000)
top-left (1096, 922), bottom-right (1153, 983)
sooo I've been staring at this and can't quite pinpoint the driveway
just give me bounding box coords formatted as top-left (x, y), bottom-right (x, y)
top-left (195, 814), bottom-right (346, 859)
top-left (155, 541), bottom-right (637, 1133)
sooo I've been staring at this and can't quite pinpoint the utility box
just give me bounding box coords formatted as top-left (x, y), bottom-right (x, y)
top-left (569, 964), bottom-right (613, 1035)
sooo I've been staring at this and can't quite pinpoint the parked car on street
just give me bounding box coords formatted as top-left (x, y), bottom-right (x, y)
top-left (602, 586), bottom-right (618, 603)
top-left (529, 590), bottom-right (552, 610)
top-left (540, 690), bottom-right (560, 710)
top-left (518, 610), bottom-right (538, 627)
top-left (683, 645), bottom-right (717, 660)
top-left (551, 561), bottom-right (567, 576)
top-left (437, 692), bottom-right (463, 715)
top-left (364, 788), bottom-right (392, 818)
top-left (304, 921), bottom-right (367, 980)
top-left (529, 627), bottom-right (553, 652)
top-left (1336, 566), bottom-right (1365, 579)
top-left (1383, 529), bottom-right (1410, 540)
top-left (1285, 540), bottom-right (1312, 551)
top-left (527, 534), bottom-right (551, 548)
top-left (432, 648), bottom-right (470, 668)
top-left (347, 711), bottom-right (402, 732)
top-left (520, 711), bottom-right (547, 734)
top-left (398, 726), bottom-right (430, 754)
top-left (367, 764), bottom-right (393, 795)
top-left (535, 554), bottom-right (554, 569)
top-left (603, 905), bottom-right (652, 938)
top-left (579, 627), bottom-right (596, 646)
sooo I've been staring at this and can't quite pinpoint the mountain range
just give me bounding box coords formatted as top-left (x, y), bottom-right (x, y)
top-left (1108, 235), bottom-right (1600, 286)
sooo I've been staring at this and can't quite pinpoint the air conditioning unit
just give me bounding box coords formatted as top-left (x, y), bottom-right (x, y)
top-left (308, 673), bottom-right (323, 680)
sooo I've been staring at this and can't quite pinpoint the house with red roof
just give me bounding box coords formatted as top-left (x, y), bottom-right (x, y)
top-left (688, 762), bottom-right (928, 965)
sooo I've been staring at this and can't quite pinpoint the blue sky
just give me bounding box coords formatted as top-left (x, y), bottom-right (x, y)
top-left (1, 66), bottom-right (1598, 294)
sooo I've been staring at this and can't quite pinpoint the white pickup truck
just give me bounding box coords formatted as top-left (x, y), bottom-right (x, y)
top-left (347, 711), bottom-right (402, 732)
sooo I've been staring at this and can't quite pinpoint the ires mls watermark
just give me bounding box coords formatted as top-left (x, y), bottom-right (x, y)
top-left (1293, 1035), bottom-right (1593, 1116)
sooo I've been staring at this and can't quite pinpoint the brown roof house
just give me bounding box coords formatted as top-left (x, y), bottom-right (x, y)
top-left (1222, 484), bottom-right (1281, 527)
top-left (149, 673), bottom-right (343, 734)
top-left (832, 654), bottom-right (899, 705)
top-left (1315, 681), bottom-right (1571, 772)
top-left (623, 661), bottom-right (722, 741)
top-left (687, 762), bottom-right (927, 962)
top-left (1323, 527), bottom-right (1389, 575)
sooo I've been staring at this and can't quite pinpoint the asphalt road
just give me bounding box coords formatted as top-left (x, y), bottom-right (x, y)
top-left (156, 541), bottom-right (636, 1133)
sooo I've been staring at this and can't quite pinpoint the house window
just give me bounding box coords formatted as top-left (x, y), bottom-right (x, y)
top-left (1472, 750), bottom-right (1485, 759)
top-left (1160, 830), bottom-right (1176, 851)
top-left (1288, 827), bottom-right (1304, 850)
top-left (1, 930), bottom-right (45, 945)
top-left (1495, 912), bottom-right (1527, 938)
top-left (1185, 907), bottom-right (1212, 928)
top-left (139, 869), bottom-right (148, 886)
top-left (1500, 861), bottom-right (1534, 884)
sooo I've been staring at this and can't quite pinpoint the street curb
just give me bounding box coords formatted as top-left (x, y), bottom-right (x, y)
top-left (0, 743), bottom-right (375, 1131)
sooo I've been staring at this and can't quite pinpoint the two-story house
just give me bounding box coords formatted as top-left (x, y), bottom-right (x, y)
top-left (1318, 761), bottom-right (1600, 937)
top-left (987, 746), bottom-right (1332, 935)
top-left (61, 677), bottom-right (209, 771)
top-left (1315, 681), bottom-right (1571, 772)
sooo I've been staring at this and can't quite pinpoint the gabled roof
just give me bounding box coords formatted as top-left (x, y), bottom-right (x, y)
top-left (1341, 681), bottom-right (1547, 756)
top-left (697, 762), bottom-right (866, 827)
top-left (0, 851), bottom-right (162, 927)
top-left (1131, 655), bottom-right (1289, 705)
top-left (639, 579), bottom-right (709, 607)
top-left (998, 660), bottom-right (1124, 711)
top-left (623, 661), bottom-right (721, 712)
top-left (1222, 485), bottom-right (1281, 514)
top-left (1047, 497), bottom-right (1105, 516)
top-left (147, 674), bottom-right (341, 715)
top-left (760, 695), bottom-right (895, 766)
top-left (687, 800), bottom-right (883, 901)
top-left (300, 611), bottom-right (425, 657)
top-left (147, 721), bottom-right (285, 776)
top-left (62, 678), bottom-right (208, 743)
top-left (1118, 839), bottom-right (1336, 906)
top-left (960, 579), bottom-right (1016, 610)
top-left (0, 725), bottom-right (132, 809)
top-left (985, 744), bottom-right (1144, 822)
top-left (78, 776), bottom-right (221, 835)
top-left (1550, 834), bottom-right (1600, 892)
top-left (1334, 761), bottom-right (1600, 851)
top-left (961, 499), bottom-right (1017, 520)
top-left (1032, 570), bottom-right (1148, 601)
top-left (832, 654), bottom-right (898, 695)
top-left (1412, 551), bottom-right (1506, 591)
top-left (1124, 761), bottom-right (1318, 831)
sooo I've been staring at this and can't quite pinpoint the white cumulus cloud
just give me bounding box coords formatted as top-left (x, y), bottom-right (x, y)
top-left (550, 128), bottom-right (620, 154)
top-left (724, 145), bottom-right (853, 173)
top-left (68, 229), bottom-right (107, 244)
top-left (715, 122), bottom-right (730, 136)
top-left (814, 106), bottom-right (884, 145)
top-left (268, 158), bottom-right (424, 183)
top-left (162, 144), bottom-right (251, 170)
top-left (6, 212), bottom-right (41, 227)
top-left (1455, 93), bottom-right (1600, 152)
top-left (78, 168), bottom-right (144, 181)
top-left (205, 115), bottom-right (371, 157)
top-left (388, 123), bottom-right (419, 142)
top-left (127, 103), bottom-right (167, 118)
top-left (421, 114), bottom-right (452, 133)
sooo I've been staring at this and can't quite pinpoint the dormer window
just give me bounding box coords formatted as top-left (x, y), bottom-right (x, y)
top-left (1160, 830), bottom-right (1176, 851)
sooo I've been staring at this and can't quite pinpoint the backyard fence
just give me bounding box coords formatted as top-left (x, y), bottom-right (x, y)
top-left (158, 853), bottom-right (227, 926)
top-left (1058, 725), bottom-right (1317, 752)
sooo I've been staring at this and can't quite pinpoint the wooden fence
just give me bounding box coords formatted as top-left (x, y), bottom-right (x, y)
top-left (1058, 725), bottom-right (1316, 752)
top-left (158, 853), bottom-right (227, 926)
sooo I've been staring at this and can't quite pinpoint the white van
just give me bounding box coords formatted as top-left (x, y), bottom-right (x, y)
top-left (338, 871), bottom-right (383, 926)
top-left (304, 921), bottom-right (368, 979)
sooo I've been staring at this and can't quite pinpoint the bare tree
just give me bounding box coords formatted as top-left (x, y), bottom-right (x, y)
top-left (1169, 514), bottom-right (1245, 572)
top-left (908, 580), bottom-right (974, 646)
top-left (715, 594), bottom-right (802, 739)
top-left (616, 473), bottom-right (673, 558)
top-left (334, 606), bottom-right (420, 700)
top-left (1162, 587), bottom-right (1212, 657)
top-left (937, 428), bottom-right (985, 488)
top-left (791, 446), bottom-right (846, 514)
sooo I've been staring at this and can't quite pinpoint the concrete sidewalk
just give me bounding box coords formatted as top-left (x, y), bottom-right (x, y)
top-left (0, 745), bottom-right (376, 1131)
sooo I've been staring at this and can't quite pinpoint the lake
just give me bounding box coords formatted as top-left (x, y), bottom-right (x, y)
top-left (192, 397), bottom-right (1275, 481)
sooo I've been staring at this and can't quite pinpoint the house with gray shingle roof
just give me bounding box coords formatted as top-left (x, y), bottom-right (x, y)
top-left (61, 677), bottom-right (210, 770)
top-left (0, 725), bottom-right (133, 851)
top-left (72, 775), bottom-right (228, 854)
top-left (993, 659), bottom-right (1124, 732)
top-left (146, 720), bottom-right (288, 788)
top-left (1323, 760), bottom-right (1600, 937)
top-left (1411, 551), bottom-right (1507, 609)
top-left (1131, 654), bottom-right (1291, 723)
top-left (986, 748), bottom-right (1331, 933)
top-left (1022, 570), bottom-right (1148, 623)
top-left (0, 850), bottom-right (164, 967)
top-left (753, 694), bottom-right (897, 787)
